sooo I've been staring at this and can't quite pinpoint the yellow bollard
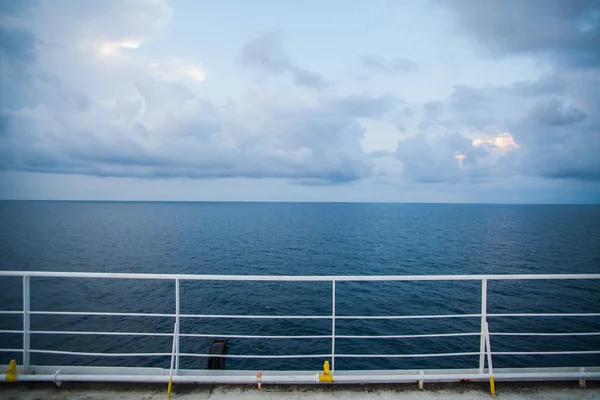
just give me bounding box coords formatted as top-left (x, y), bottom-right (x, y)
top-left (489, 375), bottom-right (495, 397)
top-left (319, 360), bottom-right (333, 382)
top-left (5, 360), bottom-right (17, 382)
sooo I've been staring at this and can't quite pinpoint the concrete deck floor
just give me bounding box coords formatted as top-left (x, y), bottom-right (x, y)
top-left (2, 382), bottom-right (599, 400)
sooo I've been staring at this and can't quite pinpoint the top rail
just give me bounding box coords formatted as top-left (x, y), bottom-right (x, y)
top-left (1, 271), bottom-right (600, 281)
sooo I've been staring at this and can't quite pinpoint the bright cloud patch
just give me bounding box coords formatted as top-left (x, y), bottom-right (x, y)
top-left (148, 60), bottom-right (207, 83)
top-left (472, 132), bottom-right (520, 149)
top-left (98, 39), bottom-right (143, 56)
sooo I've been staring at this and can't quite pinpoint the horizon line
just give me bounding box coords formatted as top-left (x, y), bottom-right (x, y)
top-left (0, 199), bottom-right (598, 206)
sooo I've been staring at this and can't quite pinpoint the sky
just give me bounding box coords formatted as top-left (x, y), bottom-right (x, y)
top-left (0, 0), bottom-right (599, 203)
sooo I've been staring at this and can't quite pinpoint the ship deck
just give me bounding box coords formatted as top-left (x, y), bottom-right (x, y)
top-left (2, 382), bottom-right (600, 400)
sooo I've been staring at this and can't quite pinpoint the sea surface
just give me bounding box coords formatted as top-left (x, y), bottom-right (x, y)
top-left (1, 201), bottom-right (599, 371)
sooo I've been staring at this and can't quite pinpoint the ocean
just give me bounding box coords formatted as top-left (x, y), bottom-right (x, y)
top-left (1, 201), bottom-right (599, 371)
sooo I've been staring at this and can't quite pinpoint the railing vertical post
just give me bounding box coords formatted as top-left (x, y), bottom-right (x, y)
top-left (484, 321), bottom-right (496, 396)
top-left (331, 280), bottom-right (336, 373)
top-left (479, 278), bottom-right (487, 373)
top-left (175, 279), bottom-right (180, 374)
top-left (22, 275), bottom-right (31, 373)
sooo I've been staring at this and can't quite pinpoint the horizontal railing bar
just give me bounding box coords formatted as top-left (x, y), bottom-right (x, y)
top-left (14, 310), bottom-right (600, 320)
top-left (0, 349), bottom-right (21, 352)
top-left (493, 350), bottom-right (600, 356)
top-left (29, 349), bottom-right (332, 359)
top-left (0, 330), bottom-right (23, 334)
top-left (0, 330), bottom-right (483, 339)
top-left (0, 311), bottom-right (23, 315)
top-left (180, 314), bottom-right (330, 319)
top-left (491, 332), bottom-right (600, 336)
top-left (336, 314), bottom-right (481, 319)
top-left (180, 333), bottom-right (331, 339)
top-left (31, 311), bottom-right (175, 317)
top-left (2, 271), bottom-right (600, 281)
top-left (12, 370), bottom-right (600, 384)
top-left (28, 311), bottom-right (332, 319)
top-left (337, 333), bottom-right (480, 339)
top-left (11, 370), bottom-right (600, 384)
top-left (31, 330), bottom-right (173, 337)
top-left (336, 352), bottom-right (480, 358)
top-left (30, 311), bottom-right (333, 319)
top-left (29, 349), bottom-right (173, 357)
top-left (489, 313), bottom-right (600, 317)
top-left (179, 353), bottom-right (332, 359)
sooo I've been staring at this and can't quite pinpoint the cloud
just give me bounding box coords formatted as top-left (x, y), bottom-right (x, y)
top-left (0, 74), bottom-right (400, 183)
top-left (418, 101), bottom-right (444, 130)
top-left (147, 59), bottom-right (206, 84)
top-left (401, 73), bottom-right (599, 183)
top-left (239, 31), bottom-right (326, 89)
top-left (395, 133), bottom-right (489, 183)
top-left (2, 0), bottom-right (598, 196)
top-left (239, 31), bottom-right (290, 72)
top-left (529, 97), bottom-right (587, 126)
top-left (0, 4), bottom-right (402, 185)
top-left (473, 132), bottom-right (520, 150)
top-left (509, 74), bottom-right (569, 97)
top-left (289, 66), bottom-right (324, 89)
top-left (33, 0), bottom-right (173, 49)
top-left (444, 84), bottom-right (503, 131)
top-left (449, 84), bottom-right (490, 110)
top-left (332, 94), bottom-right (398, 117)
top-left (438, 0), bottom-right (600, 68)
top-left (0, 24), bottom-right (37, 63)
top-left (0, 0), bottom-right (39, 83)
top-left (361, 54), bottom-right (418, 74)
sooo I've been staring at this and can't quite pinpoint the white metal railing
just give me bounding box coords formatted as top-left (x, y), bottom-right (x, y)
top-left (1, 271), bottom-right (600, 391)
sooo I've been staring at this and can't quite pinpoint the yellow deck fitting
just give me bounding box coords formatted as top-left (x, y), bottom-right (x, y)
top-left (489, 375), bottom-right (495, 397)
top-left (319, 361), bottom-right (333, 382)
top-left (167, 377), bottom-right (173, 398)
top-left (5, 359), bottom-right (17, 382)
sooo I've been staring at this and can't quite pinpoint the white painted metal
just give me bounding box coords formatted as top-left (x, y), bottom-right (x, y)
top-left (12, 370), bottom-right (600, 384)
top-left (31, 311), bottom-right (175, 317)
top-left (335, 314), bottom-right (481, 319)
top-left (179, 353), bottom-right (331, 359)
top-left (336, 333), bottom-right (480, 339)
top-left (22, 275), bottom-right (30, 374)
top-left (180, 314), bottom-right (330, 319)
top-left (1, 271), bottom-right (599, 386)
top-left (0, 329), bottom-right (22, 334)
top-left (479, 278), bottom-right (487, 374)
top-left (335, 352), bottom-right (480, 358)
top-left (491, 332), bottom-right (600, 336)
top-left (168, 322), bottom-right (177, 384)
top-left (30, 330), bottom-right (173, 337)
top-left (175, 279), bottom-right (180, 373)
top-left (331, 280), bottom-right (336, 373)
top-left (493, 350), bottom-right (600, 355)
top-left (2, 270), bottom-right (600, 281)
top-left (484, 321), bottom-right (494, 377)
top-left (29, 349), bottom-right (173, 357)
top-left (489, 313), bottom-right (600, 317)
top-left (180, 333), bottom-right (331, 339)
